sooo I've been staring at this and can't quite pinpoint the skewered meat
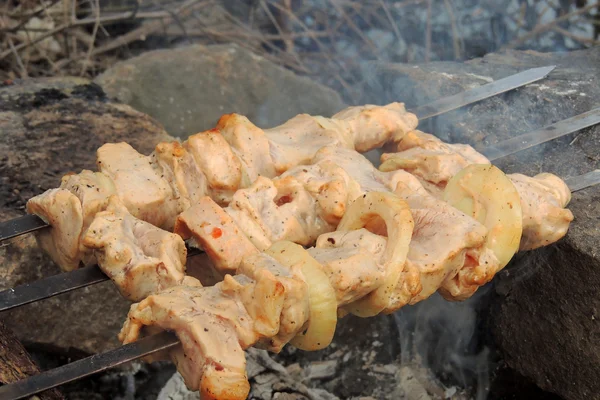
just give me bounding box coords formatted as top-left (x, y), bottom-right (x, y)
top-left (25, 188), bottom-right (85, 272)
top-left (380, 130), bottom-right (574, 250)
top-left (98, 143), bottom-right (182, 229)
top-left (32, 133), bottom-right (570, 313)
top-left (119, 274), bottom-right (276, 400)
top-left (81, 196), bottom-right (201, 301)
top-left (175, 197), bottom-right (260, 276)
top-left (30, 139), bottom-right (569, 398)
top-left (382, 130), bottom-right (490, 194)
top-left (237, 251), bottom-right (310, 352)
top-left (119, 191), bottom-right (414, 399)
top-left (27, 103), bottom-right (417, 272)
top-left (308, 229), bottom-right (387, 307)
top-left (25, 171), bottom-right (116, 271)
top-left (506, 173), bottom-right (573, 250)
top-left (393, 180), bottom-right (493, 304)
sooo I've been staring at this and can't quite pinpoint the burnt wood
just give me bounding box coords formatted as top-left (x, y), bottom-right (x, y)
top-left (0, 319), bottom-right (64, 400)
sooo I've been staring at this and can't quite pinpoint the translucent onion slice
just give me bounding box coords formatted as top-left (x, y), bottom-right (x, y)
top-left (443, 164), bottom-right (523, 269)
top-left (265, 241), bottom-right (338, 351)
top-left (339, 192), bottom-right (414, 318)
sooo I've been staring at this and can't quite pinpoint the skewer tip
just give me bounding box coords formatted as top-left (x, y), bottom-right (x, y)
top-left (535, 65), bottom-right (556, 77)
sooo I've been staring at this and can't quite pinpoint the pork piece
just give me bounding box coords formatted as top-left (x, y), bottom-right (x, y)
top-left (278, 158), bottom-right (363, 226)
top-left (25, 170), bottom-right (117, 270)
top-left (509, 173), bottom-right (574, 250)
top-left (97, 142), bottom-right (181, 230)
top-left (26, 189), bottom-right (84, 271)
top-left (307, 146), bottom-right (396, 194)
top-left (152, 141), bottom-right (208, 213)
top-left (225, 177), bottom-right (322, 250)
top-left (331, 102), bottom-right (419, 152)
top-left (184, 129), bottom-right (244, 205)
top-left (393, 180), bottom-right (496, 303)
top-left (380, 130), bottom-right (490, 196)
top-left (119, 267), bottom-right (292, 399)
top-left (227, 174), bottom-right (344, 250)
top-left (309, 229), bottom-right (387, 306)
top-left (216, 113), bottom-right (278, 183)
top-left (82, 196), bottom-right (199, 301)
top-left (174, 197), bottom-right (260, 276)
top-left (237, 252), bottom-right (310, 352)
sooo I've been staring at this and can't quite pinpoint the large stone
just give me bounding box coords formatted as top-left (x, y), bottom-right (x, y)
top-left (0, 77), bottom-right (174, 354)
top-left (360, 47), bottom-right (600, 400)
top-left (94, 44), bottom-right (347, 138)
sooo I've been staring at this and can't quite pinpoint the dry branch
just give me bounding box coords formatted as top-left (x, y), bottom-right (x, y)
top-left (503, 1), bottom-right (600, 49)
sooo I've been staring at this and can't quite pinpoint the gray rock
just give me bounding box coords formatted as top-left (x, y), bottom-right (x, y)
top-left (0, 77), bottom-right (174, 354)
top-left (360, 47), bottom-right (600, 400)
top-left (95, 44), bottom-right (347, 138)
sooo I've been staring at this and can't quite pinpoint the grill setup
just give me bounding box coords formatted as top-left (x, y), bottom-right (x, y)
top-left (0, 65), bottom-right (599, 400)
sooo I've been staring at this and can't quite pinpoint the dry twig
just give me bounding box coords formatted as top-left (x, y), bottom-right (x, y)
top-left (503, 1), bottom-right (600, 49)
top-left (425, 0), bottom-right (432, 62)
top-left (443, 0), bottom-right (462, 60)
top-left (52, 0), bottom-right (209, 71)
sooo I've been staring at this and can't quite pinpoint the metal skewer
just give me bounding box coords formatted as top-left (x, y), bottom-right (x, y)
top-left (565, 169), bottom-right (600, 192)
top-left (482, 107), bottom-right (600, 161)
top-left (0, 214), bottom-right (48, 242)
top-left (0, 65), bottom-right (557, 243)
top-left (0, 331), bottom-right (180, 400)
top-left (410, 65), bottom-right (555, 120)
top-left (0, 247), bottom-right (202, 312)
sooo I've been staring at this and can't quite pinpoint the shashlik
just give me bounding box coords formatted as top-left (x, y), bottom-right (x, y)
top-left (82, 196), bottom-right (202, 301)
top-left (26, 125), bottom-right (573, 307)
top-left (20, 105), bottom-right (576, 399)
top-left (26, 103), bottom-right (418, 272)
top-left (379, 130), bottom-right (574, 250)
